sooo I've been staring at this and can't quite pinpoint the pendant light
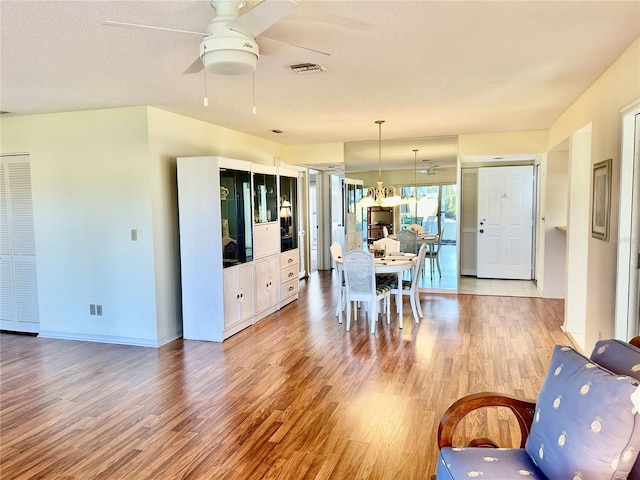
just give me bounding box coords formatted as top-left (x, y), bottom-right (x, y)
top-left (360, 120), bottom-right (401, 207)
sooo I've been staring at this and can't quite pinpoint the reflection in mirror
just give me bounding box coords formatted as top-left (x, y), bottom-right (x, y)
top-left (344, 135), bottom-right (459, 291)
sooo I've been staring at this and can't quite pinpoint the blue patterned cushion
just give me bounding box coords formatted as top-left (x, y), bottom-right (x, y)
top-left (525, 345), bottom-right (640, 479)
top-left (591, 339), bottom-right (640, 381)
top-left (592, 340), bottom-right (640, 480)
top-left (437, 447), bottom-right (546, 479)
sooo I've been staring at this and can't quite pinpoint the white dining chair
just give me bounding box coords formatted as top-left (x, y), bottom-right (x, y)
top-left (372, 237), bottom-right (400, 253)
top-left (342, 250), bottom-right (391, 333)
top-left (425, 226), bottom-right (444, 278)
top-left (329, 242), bottom-right (346, 322)
top-left (396, 229), bottom-right (418, 254)
top-left (424, 215), bottom-right (437, 234)
top-left (389, 243), bottom-right (427, 323)
top-left (382, 225), bottom-right (389, 237)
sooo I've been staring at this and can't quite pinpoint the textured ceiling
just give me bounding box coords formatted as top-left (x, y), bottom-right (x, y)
top-left (2, 0), bottom-right (639, 170)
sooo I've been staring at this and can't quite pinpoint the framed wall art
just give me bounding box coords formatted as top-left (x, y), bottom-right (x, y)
top-left (591, 158), bottom-right (612, 241)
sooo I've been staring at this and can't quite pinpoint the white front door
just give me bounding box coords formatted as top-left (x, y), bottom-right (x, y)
top-left (477, 165), bottom-right (534, 279)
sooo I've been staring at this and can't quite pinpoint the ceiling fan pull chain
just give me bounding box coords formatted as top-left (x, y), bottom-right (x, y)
top-left (203, 45), bottom-right (209, 107)
top-left (252, 72), bottom-right (256, 115)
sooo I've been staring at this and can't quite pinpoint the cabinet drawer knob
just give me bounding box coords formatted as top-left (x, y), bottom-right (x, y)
top-left (288, 272), bottom-right (294, 278)
top-left (288, 258), bottom-right (293, 263)
top-left (289, 286), bottom-right (294, 291)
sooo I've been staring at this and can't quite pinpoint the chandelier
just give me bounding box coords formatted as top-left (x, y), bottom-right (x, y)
top-left (360, 120), bottom-right (401, 207)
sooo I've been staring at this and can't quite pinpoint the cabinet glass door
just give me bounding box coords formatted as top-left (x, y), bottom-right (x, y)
top-left (253, 173), bottom-right (277, 224)
top-left (279, 176), bottom-right (298, 252)
top-left (220, 168), bottom-right (253, 268)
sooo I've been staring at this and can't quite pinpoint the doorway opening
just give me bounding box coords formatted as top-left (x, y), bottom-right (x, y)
top-left (309, 170), bottom-right (319, 273)
top-left (615, 104), bottom-right (640, 340)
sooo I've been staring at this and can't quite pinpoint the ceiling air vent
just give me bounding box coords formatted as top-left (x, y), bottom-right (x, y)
top-left (288, 63), bottom-right (326, 74)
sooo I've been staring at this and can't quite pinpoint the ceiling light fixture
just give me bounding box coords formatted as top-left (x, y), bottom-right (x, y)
top-left (360, 120), bottom-right (401, 207)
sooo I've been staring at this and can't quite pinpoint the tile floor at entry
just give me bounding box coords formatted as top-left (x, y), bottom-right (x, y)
top-left (416, 244), bottom-right (541, 298)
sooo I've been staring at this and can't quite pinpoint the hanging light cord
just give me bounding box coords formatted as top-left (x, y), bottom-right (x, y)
top-left (203, 45), bottom-right (208, 107)
top-left (376, 120), bottom-right (385, 181)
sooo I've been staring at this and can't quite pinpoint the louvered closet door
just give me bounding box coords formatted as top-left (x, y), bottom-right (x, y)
top-left (0, 156), bottom-right (39, 333)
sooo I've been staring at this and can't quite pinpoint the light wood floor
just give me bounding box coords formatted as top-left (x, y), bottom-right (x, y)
top-left (1, 271), bottom-right (568, 479)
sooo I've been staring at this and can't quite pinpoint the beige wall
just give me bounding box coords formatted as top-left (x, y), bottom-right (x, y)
top-left (283, 143), bottom-right (344, 166)
top-left (548, 37), bottom-right (640, 351)
top-left (459, 130), bottom-right (548, 157)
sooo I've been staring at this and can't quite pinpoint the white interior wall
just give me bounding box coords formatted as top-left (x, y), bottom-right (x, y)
top-left (564, 125), bottom-right (592, 350)
top-left (542, 150), bottom-right (569, 298)
top-left (0, 108), bottom-right (159, 345)
top-left (536, 154), bottom-right (547, 294)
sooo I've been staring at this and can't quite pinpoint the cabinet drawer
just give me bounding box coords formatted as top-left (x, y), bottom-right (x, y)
top-left (281, 264), bottom-right (298, 285)
top-left (281, 278), bottom-right (299, 297)
top-left (280, 249), bottom-right (298, 269)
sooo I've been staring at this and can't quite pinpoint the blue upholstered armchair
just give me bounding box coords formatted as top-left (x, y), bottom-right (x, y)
top-left (435, 337), bottom-right (640, 479)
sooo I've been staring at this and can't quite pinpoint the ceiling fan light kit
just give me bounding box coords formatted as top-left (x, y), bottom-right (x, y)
top-left (200, 36), bottom-right (259, 75)
top-left (104, 0), bottom-right (330, 79)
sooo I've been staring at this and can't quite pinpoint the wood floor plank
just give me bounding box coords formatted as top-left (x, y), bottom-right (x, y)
top-left (1, 272), bottom-right (568, 479)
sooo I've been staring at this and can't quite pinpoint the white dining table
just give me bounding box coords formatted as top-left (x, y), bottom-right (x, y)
top-left (335, 254), bottom-right (415, 331)
top-left (389, 233), bottom-right (438, 278)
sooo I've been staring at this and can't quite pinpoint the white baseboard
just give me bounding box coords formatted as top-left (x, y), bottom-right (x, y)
top-left (38, 330), bottom-right (173, 348)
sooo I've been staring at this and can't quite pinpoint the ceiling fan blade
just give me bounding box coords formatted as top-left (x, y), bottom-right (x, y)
top-left (102, 21), bottom-right (207, 37)
top-left (228, 0), bottom-right (298, 37)
top-left (258, 36), bottom-right (330, 64)
top-left (183, 57), bottom-right (204, 75)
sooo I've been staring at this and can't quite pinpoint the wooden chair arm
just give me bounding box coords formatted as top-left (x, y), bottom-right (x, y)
top-left (437, 392), bottom-right (536, 449)
top-left (629, 336), bottom-right (640, 348)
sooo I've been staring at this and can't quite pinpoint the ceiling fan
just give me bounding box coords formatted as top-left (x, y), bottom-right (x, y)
top-left (420, 160), bottom-right (440, 175)
top-left (103, 0), bottom-right (330, 76)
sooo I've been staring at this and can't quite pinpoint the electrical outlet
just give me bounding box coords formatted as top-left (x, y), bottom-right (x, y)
top-left (96, 304), bottom-right (103, 316)
top-left (90, 304), bottom-right (96, 315)
top-left (131, 229), bottom-right (138, 241)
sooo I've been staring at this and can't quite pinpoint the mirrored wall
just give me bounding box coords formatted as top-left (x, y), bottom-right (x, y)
top-left (344, 135), bottom-right (459, 291)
